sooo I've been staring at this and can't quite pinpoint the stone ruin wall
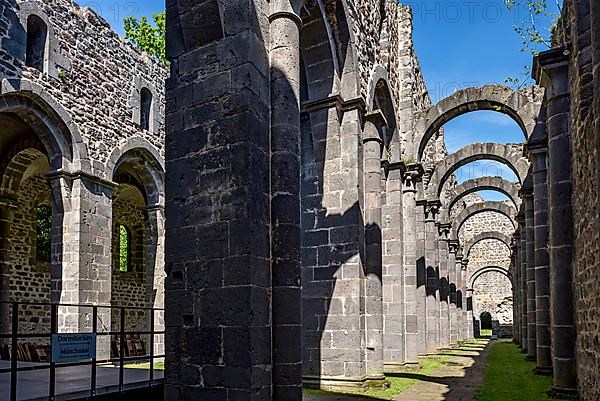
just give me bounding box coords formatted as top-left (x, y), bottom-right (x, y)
top-left (7, 174), bottom-right (51, 336)
top-left (458, 206), bottom-right (514, 335)
top-left (344, 0), bottom-right (441, 159)
top-left (0, 0), bottom-right (167, 343)
top-left (110, 190), bottom-right (148, 334)
top-left (0, 0), bottom-right (167, 174)
top-left (559, 1), bottom-right (600, 398)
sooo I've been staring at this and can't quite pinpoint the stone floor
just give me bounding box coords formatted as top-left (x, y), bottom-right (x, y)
top-left (304, 340), bottom-right (491, 401)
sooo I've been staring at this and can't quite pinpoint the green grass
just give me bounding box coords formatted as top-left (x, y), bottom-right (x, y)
top-left (476, 342), bottom-right (570, 401)
top-left (123, 361), bottom-right (164, 370)
top-left (302, 356), bottom-right (448, 400)
top-left (480, 329), bottom-right (493, 337)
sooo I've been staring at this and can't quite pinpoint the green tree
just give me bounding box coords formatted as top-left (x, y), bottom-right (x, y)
top-left (123, 12), bottom-right (166, 65)
top-left (503, 0), bottom-right (565, 88)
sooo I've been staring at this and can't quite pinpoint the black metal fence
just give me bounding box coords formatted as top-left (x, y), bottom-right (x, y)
top-left (0, 301), bottom-right (165, 401)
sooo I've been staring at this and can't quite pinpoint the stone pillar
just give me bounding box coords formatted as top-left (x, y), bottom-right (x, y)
top-left (414, 192), bottom-right (428, 356)
top-left (448, 240), bottom-right (459, 345)
top-left (534, 48), bottom-right (576, 395)
top-left (465, 286), bottom-right (474, 340)
top-left (382, 161), bottom-right (406, 370)
top-left (437, 223), bottom-right (451, 348)
top-left (511, 237), bottom-right (521, 346)
top-left (420, 200), bottom-right (440, 353)
top-left (455, 252), bottom-right (464, 342)
top-left (523, 183), bottom-right (537, 361)
top-left (164, 2), bottom-right (289, 397)
top-left (362, 113), bottom-right (385, 379)
top-left (145, 206), bottom-right (166, 356)
top-left (0, 200), bottom-right (15, 338)
top-left (518, 212), bottom-right (528, 352)
top-left (47, 173), bottom-right (113, 358)
top-left (270, 5), bottom-right (303, 398)
top-left (402, 164), bottom-right (423, 364)
top-left (528, 141), bottom-right (552, 374)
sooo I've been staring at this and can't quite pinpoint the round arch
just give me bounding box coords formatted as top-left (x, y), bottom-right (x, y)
top-left (439, 177), bottom-right (521, 221)
top-left (464, 231), bottom-right (512, 258)
top-left (107, 139), bottom-right (165, 206)
top-left (426, 143), bottom-right (529, 200)
top-left (451, 201), bottom-right (517, 241)
top-left (412, 85), bottom-right (543, 160)
top-left (367, 72), bottom-right (398, 149)
top-left (0, 78), bottom-right (90, 173)
top-left (468, 266), bottom-right (513, 290)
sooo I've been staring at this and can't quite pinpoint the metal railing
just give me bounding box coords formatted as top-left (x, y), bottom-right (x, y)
top-left (0, 301), bottom-right (165, 401)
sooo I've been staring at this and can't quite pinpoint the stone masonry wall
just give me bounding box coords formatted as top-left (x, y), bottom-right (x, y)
top-left (111, 188), bottom-right (147, 333)
top-left (458, 204), bottom-right (515, 334)
top-left (8, 174), bottom-right (51, 335)
top-left (561, 1), bottom-right (600, 398)
top-left (0, 0), bottom-right (167, 174)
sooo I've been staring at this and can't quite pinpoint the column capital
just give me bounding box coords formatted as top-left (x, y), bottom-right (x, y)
top-left (269, 10), bottom-right (302, 28)
top-left (437, 222), bottom-right (452, 239)
top-left (448, 239), bottom-right (460, 255)
top-left (402, 163), bottom-right (424, 191)
top-left (461, 258), bottom-right (469, 271)
top-left (363, 111), bottom-right (387, 145)
top-left (533, 45), bottom-right (570, 87)
top-left (417, 199), bottom-right (441, 221)
top-left (45, 169), bottom-right (118, 192)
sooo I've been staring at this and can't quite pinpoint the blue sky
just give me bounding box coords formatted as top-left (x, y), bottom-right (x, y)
top-left (83, 0), bottom-right (557, 200)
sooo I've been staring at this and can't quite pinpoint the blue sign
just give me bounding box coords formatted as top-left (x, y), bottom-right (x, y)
top-left (51, 333), bottom-right (96, 363)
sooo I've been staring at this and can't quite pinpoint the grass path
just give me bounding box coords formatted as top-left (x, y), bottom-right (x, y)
top-left (476, 342), bottom-right (570, 401)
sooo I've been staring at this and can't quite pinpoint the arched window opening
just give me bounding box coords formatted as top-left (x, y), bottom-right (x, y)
top-left (480, 311), bottom-right (492, 330)
top-left (35, 204), bottom-right (52, 263)
top-left (26, 15), bottom-right (48, 72)
top-left (119, 225), bottom-right (131, 272)
top-left (140, 88), bottom-right (153, 131)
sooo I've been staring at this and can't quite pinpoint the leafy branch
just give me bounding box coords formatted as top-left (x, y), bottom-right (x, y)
top-left (503, 0), bottom-right (563, 89)
top-left (123, 12), bottom-right (167, 66)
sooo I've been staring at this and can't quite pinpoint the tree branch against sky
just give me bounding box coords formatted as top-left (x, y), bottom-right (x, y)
top-left (123, 11), bottom-right (166, 65)
top-left (503, 0), bottom-right (564, 88)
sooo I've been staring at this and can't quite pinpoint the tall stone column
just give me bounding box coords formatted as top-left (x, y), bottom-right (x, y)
top-left (419, 200), bottom-right (440, 353)
top-left (145, 206), bottom-right (166, 356)
top-left (47, 173), bottom-right (114, 358)
top-left (465, 286), bottom-right (474, 340)
top-left (448, 240), bottom-right (459, 345)
top-left (0, 200), bottom-right (15, 338)
top-left (414, 190), bottom-right (428, 356)
top-left (455, 252), bottom-right (464, 341)
top-left (362, 113), bottom-right (385, 379)
top-left (534, 48), bottom-right (576, 395)
top-left (402, 164), bottom-right (423, 364)
top-left (518, 212), bottom-right (528, 352)
top-left (164, 2), bottom-right (298, 397)
top-left (382, 161), bottom-right (406, 370)
top-left (528, 141), bottom-right (552, 374)
top-left (522, 182), bottom-right (537, 361)
top-left (511, 237), bottom-right (521, 346)
top-left (437, 223), bottom-right (451, 348)
top-left (270, 5), bottom-right (303, 398)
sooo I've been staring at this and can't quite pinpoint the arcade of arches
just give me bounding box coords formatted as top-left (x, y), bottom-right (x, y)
top-left (1, 0), bottom-right (599, 400)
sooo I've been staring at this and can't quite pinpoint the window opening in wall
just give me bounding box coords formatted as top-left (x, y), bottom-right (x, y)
top-left (36, 205), bottom-right (52, 262)
top-left (140, 87), bottom-right (153, 131)
top-left (26, 15), bottom-right (48, 72)
top-left (119, 225), bottom-right (131, 272)
top-left (480, 311), bottom-right (492, 330)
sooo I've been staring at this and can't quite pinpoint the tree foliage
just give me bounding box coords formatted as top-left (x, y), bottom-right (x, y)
top-left (119, 225), bottom-right (130, 272)
top-left (123, 12), bottom-right (166, 65)
top-left (36, 205), bottom-right (52, 263)
top-left (503, 0), bottom-right (564, 88)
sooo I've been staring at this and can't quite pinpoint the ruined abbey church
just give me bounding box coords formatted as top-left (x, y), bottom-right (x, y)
top-left (0, 0), bottom-right (599, 400)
